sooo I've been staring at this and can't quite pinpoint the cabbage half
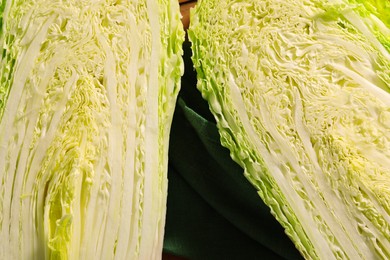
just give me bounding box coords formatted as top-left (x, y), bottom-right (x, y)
top-left (189, 0), bottom-right (390, 259)
top-left (0, 0), bottom-right (184, 259)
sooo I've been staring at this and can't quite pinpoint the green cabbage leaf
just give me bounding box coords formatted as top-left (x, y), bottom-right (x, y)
top-left (0, 0), bottom-right (184, 259)
top-left (189, 0), bottom-right (390, 259)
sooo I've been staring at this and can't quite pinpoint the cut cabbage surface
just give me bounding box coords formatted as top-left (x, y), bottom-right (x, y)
top-left (189, 0), bottom-right (390, 259)
top-left (0, 0), bottom-right (184, 259)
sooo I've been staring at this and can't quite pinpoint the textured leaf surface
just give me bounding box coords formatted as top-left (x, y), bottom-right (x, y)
top-left (0, 0), bottom-right (184, 259)
top-left (189, 0), bottom-right (390, 259)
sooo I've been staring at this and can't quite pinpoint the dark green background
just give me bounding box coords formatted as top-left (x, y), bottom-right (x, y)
top-left (162, 41), bottom-right (303, 260)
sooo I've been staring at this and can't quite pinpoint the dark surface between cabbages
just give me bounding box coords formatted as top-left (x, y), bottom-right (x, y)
top-left (162, 39), bottom-right (303, 260)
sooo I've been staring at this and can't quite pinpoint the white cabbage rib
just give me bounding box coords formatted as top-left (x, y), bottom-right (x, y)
top-left (0, 0), bottom-right (184, 259)
top-left (189, 0), bottom-right (390, 259)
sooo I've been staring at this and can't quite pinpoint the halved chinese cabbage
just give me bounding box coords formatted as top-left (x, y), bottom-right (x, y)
top-left (0, 0), bottom-right (184, 259)
top-left (189, 0), bottom-right (390, 259)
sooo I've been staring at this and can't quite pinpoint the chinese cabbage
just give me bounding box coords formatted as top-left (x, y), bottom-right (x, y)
top-left (0, 0), bottom-right (184, 259)
top-left (189, 0), bottom-right (390, 259)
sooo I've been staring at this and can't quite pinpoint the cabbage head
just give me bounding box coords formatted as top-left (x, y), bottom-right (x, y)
top-left (189, 0), bottom-right (390, 259)
top-left (0, 0), bottom-right (184, 259)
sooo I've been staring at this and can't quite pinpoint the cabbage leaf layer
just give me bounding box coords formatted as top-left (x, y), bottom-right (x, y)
top-left (0, 0), bottom-right (184, 259)
top-left (189, 0), bottom-right (390, 259)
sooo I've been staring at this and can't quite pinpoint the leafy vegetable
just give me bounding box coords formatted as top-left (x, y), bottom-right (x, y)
top-left (189, 0), bottom-right (390, 259)
top-left (0, 0), bottom-right (184, 259)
